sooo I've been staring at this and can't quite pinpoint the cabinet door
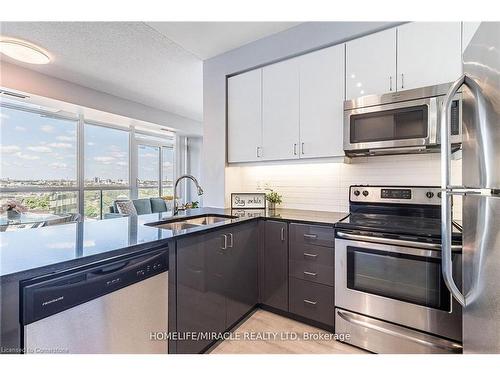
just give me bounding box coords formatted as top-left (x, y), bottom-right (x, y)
top-left (262, 58), bottom-right (300, 161)
top-left (462, 22), bottom-right (481, 53)
top-left (397, 22), bottom-right (462, 90)
top-left (299, 45), bottom-right (345, 158)
top-left (176, 231), bottom-right (226, 353)
top-left (227, 69), bottom-right (263, 163)
top-left (225, 222), bottom-right (258, 328)
top-left (262, 220), bottom-right (288, 311)
top-left (346, 28), bottom-right (397, 99)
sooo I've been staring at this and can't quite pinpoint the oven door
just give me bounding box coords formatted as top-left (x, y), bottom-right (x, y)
top-left (344, 97), bottom-right (437, 155)
top-left (335, 234), bottom-right (462, 341)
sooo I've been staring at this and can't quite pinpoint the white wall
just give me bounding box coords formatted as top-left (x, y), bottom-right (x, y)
top-left (226, 154), bottom-right (463, 219)
top-left (1, 62), bottom-right (202, 136)
top-left (203, 21), bottom-right (404, 207)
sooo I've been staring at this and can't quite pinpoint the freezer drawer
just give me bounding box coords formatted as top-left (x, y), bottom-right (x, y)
top-left (335, 308), bottom-right (462, 354)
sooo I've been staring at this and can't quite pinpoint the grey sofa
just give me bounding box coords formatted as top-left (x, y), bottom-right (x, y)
top-left (104, 198), bottom-right (169, 219)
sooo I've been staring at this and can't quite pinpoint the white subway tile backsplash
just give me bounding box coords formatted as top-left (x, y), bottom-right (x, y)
top-left (226, 153), bottom-right (463, 219)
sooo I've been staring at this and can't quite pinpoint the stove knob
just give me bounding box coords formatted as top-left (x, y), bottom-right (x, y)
top-left (426, 192), bottom-right (434, 199)
top-left (362, 190), bottom-right (369, 197)
top-left (437, 192), bottom-right (442, 198)
top-left (353, 190), bottom-right (360, 196)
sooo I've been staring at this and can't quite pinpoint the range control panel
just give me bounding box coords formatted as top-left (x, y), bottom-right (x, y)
top-left (350, 186), bottom-right (442, 205)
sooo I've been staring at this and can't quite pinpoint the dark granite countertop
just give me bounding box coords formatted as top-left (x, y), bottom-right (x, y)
top-left (0, 207), bottom-right (347, 280)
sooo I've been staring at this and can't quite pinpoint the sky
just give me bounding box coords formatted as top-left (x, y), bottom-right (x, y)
top-left (0, 105), bottom-right (174, 185)
top-left (0, 106), bottom-right (78, 182)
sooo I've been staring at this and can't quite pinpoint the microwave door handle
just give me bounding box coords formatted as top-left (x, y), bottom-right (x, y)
top-left (441, 74), bottom-right (485, 307)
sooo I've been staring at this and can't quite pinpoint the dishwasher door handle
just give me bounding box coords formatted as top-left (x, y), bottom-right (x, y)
top-left (22, 249), bottom-right (168, 325)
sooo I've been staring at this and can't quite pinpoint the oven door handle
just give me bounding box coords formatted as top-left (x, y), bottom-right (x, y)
top-left (337, 310), bottom-right (462, 353)
top-left (336, 231), bottom-right (462, 252)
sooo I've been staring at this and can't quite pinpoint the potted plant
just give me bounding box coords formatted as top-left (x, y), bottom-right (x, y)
top-left (0, 200), bottom-right (27, 220)
top-left (265, 190), bottom-right (282, 212)
top-left (184, 201), bottom-right (199, 209)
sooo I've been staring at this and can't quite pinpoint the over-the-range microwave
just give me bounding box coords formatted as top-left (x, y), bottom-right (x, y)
top-left (343, 83), bottom-right (462, 157)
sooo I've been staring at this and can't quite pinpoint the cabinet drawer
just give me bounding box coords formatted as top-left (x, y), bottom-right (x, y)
top-left (290, 223), bottom-right (334, 248)
top-left (289, 277), bottom-right (334, 326)
top-left (289, 260), bottom-right (333, 286)
top-left (289, 242), bottom-right (334, 266)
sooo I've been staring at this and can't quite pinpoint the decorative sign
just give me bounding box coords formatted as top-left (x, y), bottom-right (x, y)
top-left (231, 209), bottom-right (266, 218)
top-left (231, 193), bottom-right (266, 209)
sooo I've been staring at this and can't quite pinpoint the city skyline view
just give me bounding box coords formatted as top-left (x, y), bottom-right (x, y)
top-left (1, 104), bottom-right (175, 220)
top-left (0, 106), bottom-right (173, 186)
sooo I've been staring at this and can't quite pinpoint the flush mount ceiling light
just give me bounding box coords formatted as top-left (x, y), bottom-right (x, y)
top-left (0, 38), bottom-right (50, 64)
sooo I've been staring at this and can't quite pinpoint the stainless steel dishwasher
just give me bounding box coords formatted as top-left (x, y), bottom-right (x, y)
top-left (21, 249), bottom-right (168, 354)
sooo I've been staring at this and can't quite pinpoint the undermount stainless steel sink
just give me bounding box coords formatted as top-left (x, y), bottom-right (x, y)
top-left (183, 216), bottom-right (232, 226)
top-left (146, 214), bottom-right (236, 231)
top-left (153, 222), bottom-right (201, 231)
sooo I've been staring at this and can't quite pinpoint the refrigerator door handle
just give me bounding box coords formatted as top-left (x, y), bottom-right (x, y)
top-left (441, 74), bottom-right (484, 307)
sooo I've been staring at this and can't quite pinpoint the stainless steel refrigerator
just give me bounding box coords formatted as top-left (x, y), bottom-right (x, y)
top-left (441, 22), bottom-right (500, 354)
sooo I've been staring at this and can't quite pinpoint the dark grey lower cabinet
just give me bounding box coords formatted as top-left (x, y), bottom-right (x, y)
top-left (176, 222), bottom-right (258, 353)
top-left (176, 230), bottom-right (226, 354)
top-left (262, 220), bottom-right (288, 311)
top-left (226, 223), bottom-right (258, 327)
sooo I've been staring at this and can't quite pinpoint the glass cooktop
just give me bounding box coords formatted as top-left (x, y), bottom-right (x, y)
top-left (336, 213), bottom-right (462, 240)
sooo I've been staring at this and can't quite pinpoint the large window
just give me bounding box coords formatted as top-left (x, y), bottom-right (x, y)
top-left (0, 106), bottom-right (77, 188)
top-left (0, 105), bottom-right (78, 215)
top-left (137, 144), bottom-right (160, 198)
top-left (0, 100), bottom-right (176, 221)
top-left (135, 134), bottom-right (175, 200)
top-left (162, 146), bottom-right (174, 196)
top-left (84, 124), bottom-right (129, 187)
top-left (83, 123), bottom-right (131, 220)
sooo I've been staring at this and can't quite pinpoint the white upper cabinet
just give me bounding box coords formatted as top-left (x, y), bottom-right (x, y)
top-left (346, 28), bottom-right (397, 99)
top-left (227, 69), bottom-right (262, 163)
top-left (262, 58), bottom-right (300, 161)
top-left (397, 22), bottom-right (462, 90)
top-left (462, 22), bottom-right (481, 53)
top-left (298, 45), bottom-right (345, 158)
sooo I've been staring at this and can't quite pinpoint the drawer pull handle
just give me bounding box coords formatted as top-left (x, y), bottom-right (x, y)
top-left (221, 234), bottom-right (228, 250)
top-left (303, 299), bottom-right (317, 305)
top-left (303, 271), bottom-right (317, 277)
top-left (303, 234), bottom-right (318, 239)
top-left (303, 253), bottom-right (318, 258)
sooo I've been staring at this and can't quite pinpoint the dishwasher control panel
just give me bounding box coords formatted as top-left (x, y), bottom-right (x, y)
top-left (22, 249), bottom-right (168, 325)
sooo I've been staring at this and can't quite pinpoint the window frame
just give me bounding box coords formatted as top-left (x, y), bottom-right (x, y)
top-left (0, 102), bottom-right (176, 220)
top-left (132, 133), bottom-right (176, 200)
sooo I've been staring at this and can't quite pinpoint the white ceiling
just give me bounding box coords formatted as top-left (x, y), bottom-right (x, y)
top-left (147, 22), bottom-right (301, 60)
top-left (0, 22), bottom-right (301, 122)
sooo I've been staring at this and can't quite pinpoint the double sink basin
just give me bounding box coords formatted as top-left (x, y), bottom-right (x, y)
top-left (145, 214), bottom-right (237, 231)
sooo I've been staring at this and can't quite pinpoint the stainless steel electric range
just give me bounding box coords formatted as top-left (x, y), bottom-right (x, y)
top-left (334, 185), bottom-right (463, 354)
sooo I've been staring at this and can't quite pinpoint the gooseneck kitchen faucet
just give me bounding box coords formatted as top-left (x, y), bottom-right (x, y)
top-left (173, 174), bottom-right (204, 215)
